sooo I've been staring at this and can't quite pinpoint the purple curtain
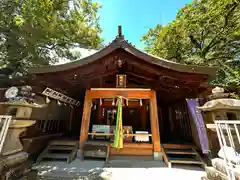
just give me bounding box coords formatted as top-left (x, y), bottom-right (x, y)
top-left (186, 98), bottom-right (209, 154)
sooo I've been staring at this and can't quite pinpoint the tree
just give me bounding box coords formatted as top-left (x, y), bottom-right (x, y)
top-left (141, 0), bottom-right (240, 87)
top-left (0, 0), bottom-right (103, 77)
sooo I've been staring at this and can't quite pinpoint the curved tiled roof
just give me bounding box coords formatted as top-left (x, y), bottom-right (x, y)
top-left (29, 36), bottom-right (218, 76)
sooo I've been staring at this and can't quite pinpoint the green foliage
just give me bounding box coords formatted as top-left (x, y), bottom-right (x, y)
top-left (142, 0), bottom-right (240, 87)
top-left (0, 0), bottom-right (103, 76)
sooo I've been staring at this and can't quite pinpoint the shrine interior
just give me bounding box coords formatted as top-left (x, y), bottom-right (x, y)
top-left (87, 99), bottom-right (193, 143)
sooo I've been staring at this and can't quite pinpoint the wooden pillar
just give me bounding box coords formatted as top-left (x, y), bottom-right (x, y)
top-left (79, 90), bottom-right (92, 149)
top-left (149, 90), bottom-right (161, 152)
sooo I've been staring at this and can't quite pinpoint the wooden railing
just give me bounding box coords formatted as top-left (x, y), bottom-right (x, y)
top-left (37, 119), bottom-right (61, 133)
top-left (0, 115), bottom-right (12, 153)
top-left (215, 120), bottom-right (240, 180)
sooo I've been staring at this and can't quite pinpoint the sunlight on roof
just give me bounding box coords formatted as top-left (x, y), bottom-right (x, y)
top-left (54, 48), bottom-right (99, 65)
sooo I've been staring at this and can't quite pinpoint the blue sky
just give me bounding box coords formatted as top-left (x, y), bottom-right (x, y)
top-left (98, 0), bottom-right (192, 50)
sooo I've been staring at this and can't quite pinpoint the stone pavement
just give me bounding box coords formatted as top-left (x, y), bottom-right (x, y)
top-left (33, 158), bottom-right (206, 180)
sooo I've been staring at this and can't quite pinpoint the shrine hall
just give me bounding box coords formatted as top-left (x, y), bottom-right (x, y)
top-left (22, 26), bottom-right (218, 166)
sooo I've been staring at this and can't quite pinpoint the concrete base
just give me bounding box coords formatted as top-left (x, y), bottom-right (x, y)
top-left (153, 152), bottom-right (162, 160)
top-left (77, 149), bottom-right (83, 159)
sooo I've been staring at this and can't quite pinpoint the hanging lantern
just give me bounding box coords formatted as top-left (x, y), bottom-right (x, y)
top-left (46, 96), bottom-right (50, 104)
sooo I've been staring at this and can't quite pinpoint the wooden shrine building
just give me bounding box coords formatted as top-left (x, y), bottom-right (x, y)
top-left (26, 26), bottom-right (217, 162)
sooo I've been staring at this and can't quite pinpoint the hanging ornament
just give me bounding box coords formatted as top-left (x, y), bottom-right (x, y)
top-left (140, 99), bottom-right (143, 106)
top-left (57, 100), bottom-right (62, 106)
top-left (46, 96), bottom-right (50, 104)
top-left (112, 99), bottom-right (115, 106)
top-left (90, 101), bottom-right (93, 108)
top-left (100, 98), bottom-right (102, 106)
top-left (126, 99), bottom-right (128, 106)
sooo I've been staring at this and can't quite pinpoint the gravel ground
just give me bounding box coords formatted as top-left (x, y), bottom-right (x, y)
top-left (101, 167), bottom-right (206, 180)
top-left (33, 159), bottom-right (206, 180)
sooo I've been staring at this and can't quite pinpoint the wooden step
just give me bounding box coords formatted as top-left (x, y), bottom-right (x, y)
top-left (164, 148), bottom-right (197, 155)
top-left (168, 157), bottom-right (204, 164)
top-left (161, 144), bottom-right (206, 168)
top-left (49, 140), bottom-right (78, 146)
top-left (37, 140), bottom-right (78, 164)
top-left (166, 156), bottom-right (205, 168)
top-left (48, 145), bottom-right (76, 150)
top-left (162, 143), bottom-right (196, 149)
top-left (41, 153), bottom-right (70, 159)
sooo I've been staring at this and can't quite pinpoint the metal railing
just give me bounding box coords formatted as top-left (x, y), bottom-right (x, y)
top-left (215, 120), bottom-right (240, 180)
top-left (0, 115), bottom-right (12, 153)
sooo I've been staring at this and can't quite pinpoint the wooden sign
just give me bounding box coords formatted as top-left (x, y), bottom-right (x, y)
top-left (92, 125), bottom-right (110, 134)
top-left (116, 74), bottom-right (127, 88)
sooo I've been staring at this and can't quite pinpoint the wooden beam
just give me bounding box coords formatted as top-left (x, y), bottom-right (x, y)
top-left (88, 88), bottom-right (152, 99)
top-left (101, 100), bottom-right (144, 108)
top-left (127, 76), bottom-right (180, 94)
top-left (149, 90), bottom-right (161, 152)
top-left (125, 54), bottom-right (207, 81)
top-left (126, 72), bottom-right (155, 82)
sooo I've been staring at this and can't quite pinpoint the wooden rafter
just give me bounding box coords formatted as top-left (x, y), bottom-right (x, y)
top-left (122, 52), bottom-right (208, 82)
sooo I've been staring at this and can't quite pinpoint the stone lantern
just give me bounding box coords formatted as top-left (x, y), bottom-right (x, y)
top-left (0, 86), bottom-right (47, 179)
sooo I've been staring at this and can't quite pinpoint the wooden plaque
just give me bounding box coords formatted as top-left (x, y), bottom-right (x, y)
top-left (116, 74), bottom-right (127, 88)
